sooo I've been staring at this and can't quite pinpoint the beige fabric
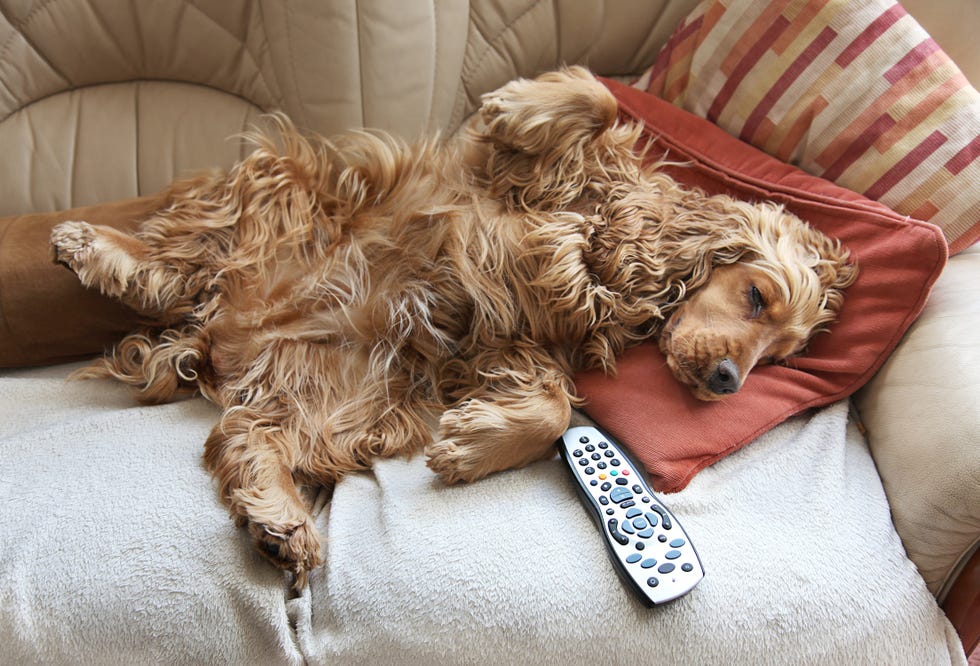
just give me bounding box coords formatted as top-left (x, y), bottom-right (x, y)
top-left (0, 0), bottom-right (691, 215)
top-left (854, 244), bottom-right (980, 600)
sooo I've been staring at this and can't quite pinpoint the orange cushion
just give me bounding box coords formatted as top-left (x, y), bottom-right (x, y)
top-left (573, 78), bottom-right (948, 493)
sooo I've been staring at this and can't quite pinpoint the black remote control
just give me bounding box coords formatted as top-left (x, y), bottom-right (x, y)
top-left (557, 425), bottom-right (704, 605)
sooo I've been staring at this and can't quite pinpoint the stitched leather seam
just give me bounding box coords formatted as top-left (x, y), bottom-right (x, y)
top-left (0, 79), bottom-right (266, 129)
top-left (0, 0), bottom-right (279, 126)
top-left (452, 0), bottom-right (547, 129)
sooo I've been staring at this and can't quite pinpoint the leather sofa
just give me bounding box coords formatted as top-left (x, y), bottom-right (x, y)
top-left (0, 1), bottom-right (976, 663)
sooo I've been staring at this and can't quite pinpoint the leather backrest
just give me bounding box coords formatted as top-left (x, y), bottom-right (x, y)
top-left (0, 0), bottom-right (695, 215)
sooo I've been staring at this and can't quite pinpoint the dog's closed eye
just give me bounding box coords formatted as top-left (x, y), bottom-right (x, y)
top-left (749, 285), bottom-right (766, 318)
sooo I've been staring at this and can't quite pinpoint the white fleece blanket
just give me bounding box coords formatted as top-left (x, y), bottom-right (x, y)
top-left (0, 364), bottom-right (966, 665)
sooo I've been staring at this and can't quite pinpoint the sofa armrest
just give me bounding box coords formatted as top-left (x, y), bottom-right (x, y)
top-left (854, 245), bottom-right (980, 603)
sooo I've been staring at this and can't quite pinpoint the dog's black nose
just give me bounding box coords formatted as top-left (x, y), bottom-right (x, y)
top-left (707, 358), bottom-right (740, 395)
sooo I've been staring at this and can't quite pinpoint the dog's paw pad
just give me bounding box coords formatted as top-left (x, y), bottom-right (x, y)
top-left (51, 220), bottom-right (95, 269)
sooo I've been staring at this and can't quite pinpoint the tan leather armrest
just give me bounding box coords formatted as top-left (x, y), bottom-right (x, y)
top-left (854, 245), bottom-right (980, 598)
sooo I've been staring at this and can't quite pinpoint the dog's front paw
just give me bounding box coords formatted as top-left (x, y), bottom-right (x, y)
top-left (51, 220), bottom-right (96, 272)
top-left (248, 517), bottom-right (323, 589)
top-left (425, 401), bottom-right (496, 484)
top-left (425, 437), bottom-right (476, 485)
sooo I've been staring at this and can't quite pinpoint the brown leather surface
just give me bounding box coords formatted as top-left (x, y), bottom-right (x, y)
top-left (943, 548), bottom-right (980, 654)
top-left (0, 194), bottom-right (167, 367)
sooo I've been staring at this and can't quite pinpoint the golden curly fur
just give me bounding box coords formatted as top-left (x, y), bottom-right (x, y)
top-left (51, 67), bottom-right (856, 585)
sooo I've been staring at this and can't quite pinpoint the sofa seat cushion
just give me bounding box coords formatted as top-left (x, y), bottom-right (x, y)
top-left (0, 363), bottom-right (303, 665)
top-left (290, 401), bottom-right (964, 664)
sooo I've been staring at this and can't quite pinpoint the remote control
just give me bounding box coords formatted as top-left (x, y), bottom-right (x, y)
top-left (557, 425), bottom-right (704, 606)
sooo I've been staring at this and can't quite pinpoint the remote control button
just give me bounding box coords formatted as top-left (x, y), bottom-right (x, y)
top-left (637, 528), bottom-right (654, 539)
top-left (578, 458), bottom-right (589, 466)
top-left (597, 462), bottom-right (607, 470)
top-left (621, 469), bottom-right (630, 476)
top-left (611, 458), bottom-right (622, 466)
top-left (649, 505), bottom-right (672, 529)
top-left (604, 450), bottom-right (614, 458)
top-left (635, 542), bottom-right (645, 551)
top-left (585, 467), bottom-right (595, 475)
top-left (572, 449), bottom-right (583, 457)
top-left (658, 535), bottom-right (668, 542)
top-left (625, 508), bottom-right (641, 519)
top-left (606, 508), bottom-right (615, 515)
top-left (644, 512), bottom-right (659, 527)
top-left (647, 577), bottom-right (659, 587)
top-left (586, 444), bottom-right (595, 452)
top-left (640, 558), bottom-right (657, 569)
top-left (610, 470), bottom-right (618, 476)
top-left (609, 487), bottom-right (633, 503)
top-left (658, 563), bottom-right (675, 574)
top-left (669, 538), bottom-right (686, 548)
top-left (591, 452), bottom-right (601, 461)
top-left (600, 482), bottom-right (611, 491)
top-left (599, 496), bottom-right (609, 505)
top-left (615, 477), bottom-right (628, 485)
top-left (632, 517), bottom-right (648, 530)
top-left (598, 441), bottom-right (608, 449)
top-left (620, 521), bottom-right (635, 535)
top-left (665, 550), bottom-right (681, 560)
top-left (579, 436), bottom-right (590, 444)
top-left (632, 484), bottom-right (643, 493)
top-left (682, 563), bottom-right (694, 572)
top-left (641, 496), bottom-right (651, 503)
top-left (625, 553), bottom-right (642, 564)
top-left (590, 480), bottom-right (598, 486)
top-left (606, 519), bottom-right (629, 546)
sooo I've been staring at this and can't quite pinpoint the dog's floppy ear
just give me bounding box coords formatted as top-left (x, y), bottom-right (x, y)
top-left (476, 66), bottom-right (638, 210)
top-left (813, 235), bottom-right (859, 323)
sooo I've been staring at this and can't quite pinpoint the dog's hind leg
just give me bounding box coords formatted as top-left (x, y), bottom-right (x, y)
top-left (203, 406), bottom-right (323, 587)
top-left (425, 345), bottom-right (575, 484)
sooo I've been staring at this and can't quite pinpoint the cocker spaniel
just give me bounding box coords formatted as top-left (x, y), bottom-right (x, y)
top-left (51, 67), bottom-right (856, 584)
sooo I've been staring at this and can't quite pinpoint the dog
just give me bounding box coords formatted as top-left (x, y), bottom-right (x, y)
top-left (51, 67), bottom-right (856, 585)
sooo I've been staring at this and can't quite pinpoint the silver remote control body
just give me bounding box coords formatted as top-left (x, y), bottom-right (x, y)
top-left (557, 425), bottom-right (704, 605)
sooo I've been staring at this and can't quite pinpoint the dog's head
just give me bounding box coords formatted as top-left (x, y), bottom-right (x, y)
top-left (658, 203), bottom-right (857, 401)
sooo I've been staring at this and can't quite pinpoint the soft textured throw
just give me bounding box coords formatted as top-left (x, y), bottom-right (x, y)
top-left (0, 364), bottom-right (966, 665)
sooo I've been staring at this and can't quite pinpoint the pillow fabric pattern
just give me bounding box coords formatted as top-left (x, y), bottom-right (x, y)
top-left (633, 0), bottom-right (980, 254)
top-left (573, 78), bottom-right (947, 493)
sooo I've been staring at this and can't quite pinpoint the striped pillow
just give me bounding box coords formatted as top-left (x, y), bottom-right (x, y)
top-left (635, 0), bottom-right (980, 254)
